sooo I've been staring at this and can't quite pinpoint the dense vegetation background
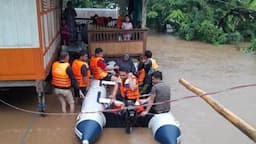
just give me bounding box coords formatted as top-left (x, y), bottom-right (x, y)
top-left (147, 0), bottom-right (256, 52)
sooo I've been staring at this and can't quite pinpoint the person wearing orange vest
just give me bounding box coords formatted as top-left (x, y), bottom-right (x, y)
top-left (90, 47), bottom-right (119, 99)
top-left (136, 55), bottom-right (145, 86)
top-left (90, 48), bottom-right (119, 81)
top-left (72, 50), bottom-right (91, 103)
top-left (116, 16), bottom-right (123, 29)
top-left (51, 51), bottom-right (80, 113)
top-left (118, 67), bottom-right (140, 103)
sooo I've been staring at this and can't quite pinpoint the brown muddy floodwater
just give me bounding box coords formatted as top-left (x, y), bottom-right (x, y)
top-left (1, 34), bottom-right (256, 144)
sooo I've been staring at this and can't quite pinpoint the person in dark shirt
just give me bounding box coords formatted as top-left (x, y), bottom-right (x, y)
top-left (63, 1), bottom-right (77, 42)
top-left (116, 53), bottom-right (136, 74)
top-left (140, 50), bottom-right (158, 94)
top-left (140, 71), bottom-right (171, 116)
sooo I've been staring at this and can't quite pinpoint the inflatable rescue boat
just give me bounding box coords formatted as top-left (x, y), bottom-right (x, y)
top-left (74, 79), bottom-right (181, 144)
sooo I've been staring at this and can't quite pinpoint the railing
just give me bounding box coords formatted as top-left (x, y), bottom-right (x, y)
top-left (87, 26), bottom-right (148, 57)
top-left (88, 28), bottom-right (146, 42)
top-left (74, 18), bottom-right (148, 57)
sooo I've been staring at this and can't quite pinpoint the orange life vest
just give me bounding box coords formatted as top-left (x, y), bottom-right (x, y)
top-left (116, 16), bottom-right (122, 29)
top-left (72, 59), bottom-right (91, 87)
top-left (51, 61), bottom-right (71, 88)
top-left (120, 77), bottom-right (140, 100)
top-left (90, 56), bottom-right (108, 80)
top-left (137, 69), bottom-right (145, 83)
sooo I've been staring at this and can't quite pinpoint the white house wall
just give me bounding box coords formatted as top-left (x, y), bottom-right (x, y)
top-left (41, 0), bottom-right (61, 69)
top-left (0, 0), bottom-right (39, 48)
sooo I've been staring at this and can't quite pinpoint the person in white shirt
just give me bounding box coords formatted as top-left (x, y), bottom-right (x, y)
top-left (121, 15), bottom-right (133, 40)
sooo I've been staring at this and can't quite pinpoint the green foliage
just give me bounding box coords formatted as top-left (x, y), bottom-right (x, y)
top-left (178, 22), bottom-right (196, 41)
top-left (166, 9), bottom-right (185, 23)
top-left (238, 22), bottom-right (256, 40)
top-left (147, 11), bottom-right (158, 19)
top-left (78, 0), bottom-right (93, 8)
top-left (147, 0), bottom-right (256, 46)
top-left (197, 20), bottom-right (228, 44)
top-left (227, 31), bottom-right (243, 44)
top-left (147, 0), bottom-right (173, 31)
top-left (243, 39), bottom-right (256, 53)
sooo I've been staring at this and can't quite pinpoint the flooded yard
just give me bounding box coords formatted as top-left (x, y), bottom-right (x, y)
top-left (0, 34), bottom-right (256, 144)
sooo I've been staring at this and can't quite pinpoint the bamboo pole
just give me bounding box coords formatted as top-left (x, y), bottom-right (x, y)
top-left (179, 78), bottom-right (256, 142)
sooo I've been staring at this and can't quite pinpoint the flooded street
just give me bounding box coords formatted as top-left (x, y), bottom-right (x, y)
top-left (1, 34), bottom-right (256, 144)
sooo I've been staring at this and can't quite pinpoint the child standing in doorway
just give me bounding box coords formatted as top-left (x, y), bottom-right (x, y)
top-left (121, 15), bottom-right (133, 40)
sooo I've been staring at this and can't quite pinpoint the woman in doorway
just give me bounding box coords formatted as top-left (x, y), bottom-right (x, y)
top-left (63, 1), bottom-right (77, 43)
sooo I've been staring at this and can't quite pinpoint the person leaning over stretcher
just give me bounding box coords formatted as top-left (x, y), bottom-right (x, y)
top-left (90, 47), bottom-right (119, 99)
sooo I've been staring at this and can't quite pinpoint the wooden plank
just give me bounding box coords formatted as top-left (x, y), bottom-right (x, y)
top-left (179, 78), bottom-right (256, 142)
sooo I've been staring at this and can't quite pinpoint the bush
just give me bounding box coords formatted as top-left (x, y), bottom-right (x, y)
top-left (238, 23), bottom-right (256, 40)
top-left (147, 0), bottom-right (256, 45)
top-left (166, 9), bottom-right (185, 23)
top-left (243, 39), bottom-right (256, 53)
top-left (227, 31), bottom-right (243, 44)
top-left (197, 20), bottom-right (228, 44)
top-left (178, 22), bottom-right (196, 40)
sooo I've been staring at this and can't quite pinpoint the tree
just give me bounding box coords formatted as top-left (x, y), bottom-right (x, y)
top-left (147, 0), bottom-right (256, 45)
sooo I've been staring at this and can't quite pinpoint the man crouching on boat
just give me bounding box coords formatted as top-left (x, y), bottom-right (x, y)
top-left (140, 71), bottom-right (171, 116)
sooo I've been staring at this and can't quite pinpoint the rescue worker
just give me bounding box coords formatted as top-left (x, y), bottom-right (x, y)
top-left (72, 50), bottom-right (90, 103)
top-left (51, 51), bottom-right (82, 113)
top-left (118, 67), bottom-right (140, 104)
top-left (140, 71), bottom-right (171, 116)
top-left (136, 55), bottom-right (145, 87)
top-left (90, 47), bottom-right (119, 99)
top-left (144, 50), bottom-right (158, 75)
top-left (141, 50), bottom-right (159, 94)
top-left (116, 16), bottom-right (123, 29)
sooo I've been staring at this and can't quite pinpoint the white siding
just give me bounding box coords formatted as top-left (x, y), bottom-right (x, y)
top-left (43, 14), bottom-right (49, 47)
top-left (76, 8), bottom-right (118, 19)
top-left (42, 9), bottom-right (60, 50)
top-left (44, 35), bottom-right (60, 69)
top-left (0, 0), bottom-right (39, 48)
